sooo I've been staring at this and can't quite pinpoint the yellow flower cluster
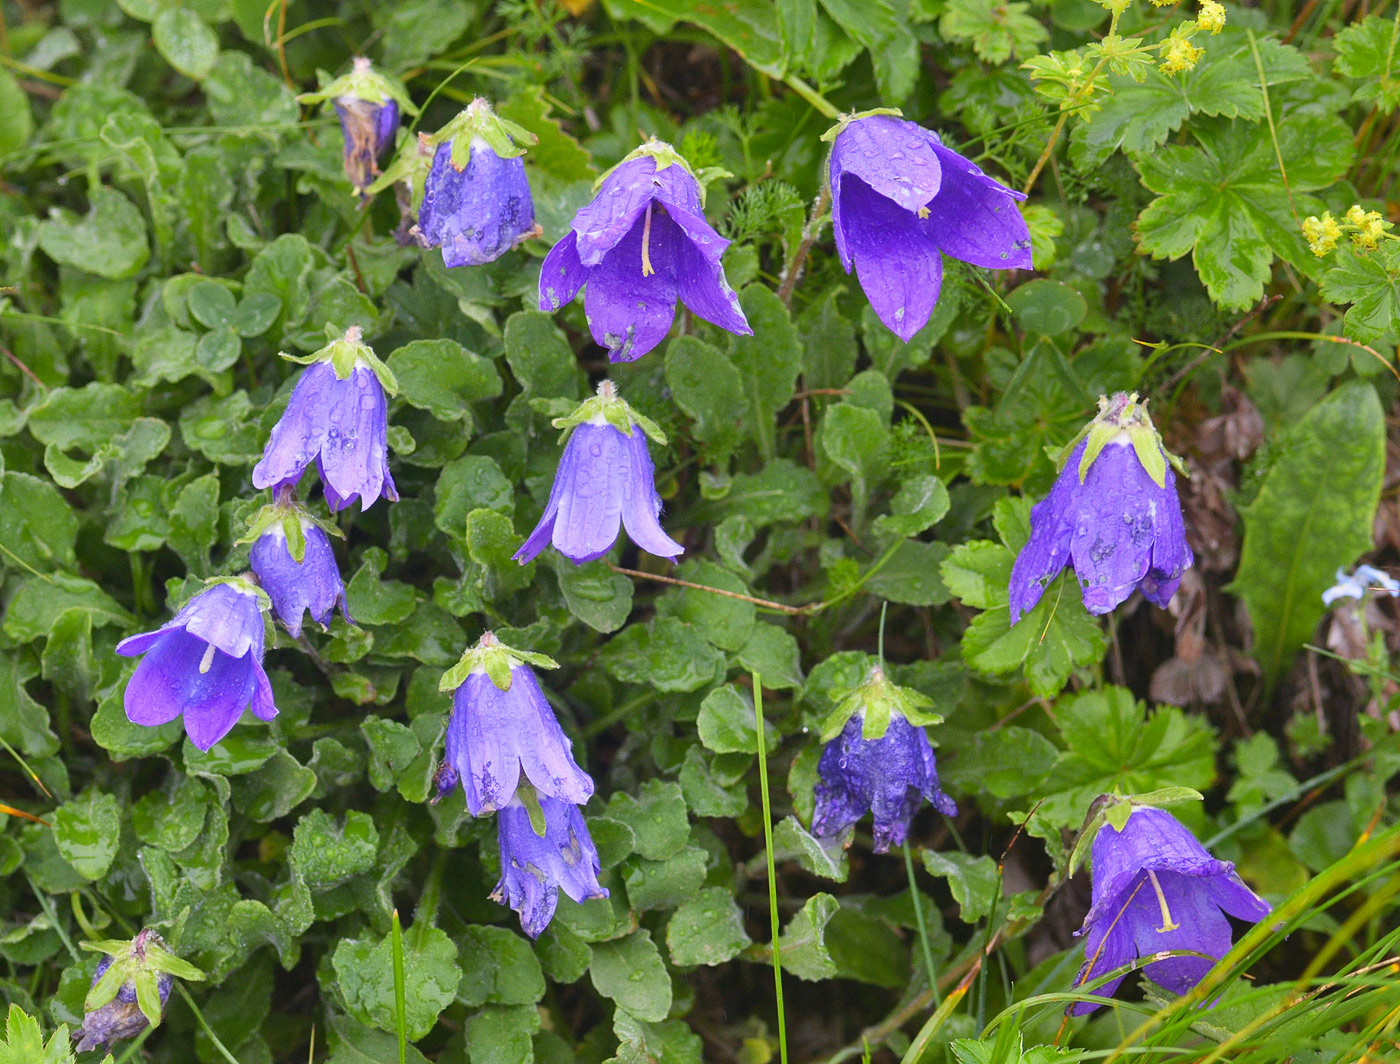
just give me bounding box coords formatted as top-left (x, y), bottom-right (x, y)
top-left (1161, 34), bottom-right (1205, 73)
top-left (1197, 0), bottom-right (1226, 34)
top-left (1302, 213), bottom-right (1342, 257)
top-left (1346, 205), bottom-right (1393, 250)
top-left (1302, 206), bottom-right (1395, 256)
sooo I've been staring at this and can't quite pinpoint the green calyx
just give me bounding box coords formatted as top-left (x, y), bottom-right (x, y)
top-left (596, 136), bottom-right (732, 207)
top-left (430, 97), bottom-right (538, 170)
top-left (237, 495), bottom-right (343, 565)
top-left (1061, 391), bottom-right (1187, 489)
top-left (818, 107), bottom-right (906, 143)
top-left (202, 573), bottom-right (273, 614)
top-left (439, 630), bottom-right (559, 694)
top-left (282, 325), bottom-right (398, 396)
top-left (365, 131), bottom-right (435, 204)
top-left (552, 380), bottom-right (668, 447)
top-left (819, 662), bottom-right (944, 742)
top-left (82, 930), bottom-right (204, 1028)
top-left (296, 56), bottom-right (419, 116)
top-left (1066, 786), bottom-right (1205, 877)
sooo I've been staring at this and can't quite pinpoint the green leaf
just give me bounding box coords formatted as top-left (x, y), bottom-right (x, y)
top-left (600, 617), bottom-right (726, 693)
top-left (152, 6), bottom-right (219, 79)
top-left (331, 926), bottom-right (460, 1040)
top-left (1320, 243), bottom-right (1400, 345)
top-left (1232, 382), bottom-right (1386, 681)
top-left (2, 572), bottom-right (131, 642)
top-left (696, 684), bottom-right (777, 754)
top-left (920, 850), bottom-right (999, 923)
top-left (605, 780), bottom-right (690, 861)
top-left (939, 0), bottom-right (1047, 65)
top-left (612, 0), bottom-right (785, 76)
top-left (0, 473), bottom-right (78, 572)
top-left (874, 474), bottom-right (950, 537)
top-left (1006, 279), bottom-right (1086, 336)
top-left (864, 540), bottom-right (951, 607)
top-left (664, 336), bottom-right (749, 463)
top-left (387, 339), bottom-right (502, 424)
top-left (37, 186), bottom-right (149, 280)
top-left (727, 286), bottom-right (802, 460)
top-left (325, 1010), bottom-right (430, 1064)
top-left (666, 886), bottom-right (753, 967)
top-left (498, 85), bottom-right (595, 181)
top-left (290, 809), bottom-right (379, 891)
top-left (773, 893), bottom-right (839, 980)
top-left (0, 1004), bottom-right (73, 1064)
top-left (654, 559), bottom-right (756, 651)
top-left (1134, 113), bottom-right (1353, 309)
top-left (624, 846), bottom-right (708, 911)
top-left (458, 926), bottom-right (546, 1007)
top-left (589, 930), bottom-right (672, 1022)
top-left (52, 790), bottom-right (121, 881)
top-left (1334, 14), bottom-right (1400, 111)
top-left (771, 815), bottom-right (848, 882)
top-left (0, 70), bottom-right (33, 155)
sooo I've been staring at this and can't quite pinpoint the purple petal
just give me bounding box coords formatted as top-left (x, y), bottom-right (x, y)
top-left (419, 141), bottom-right (536, 268)
top-left (122, 630), bottom-right (193, 727)
top-left (572, 156), bottom-right (660, 265)
top-left (839, 177), bottom-right (945, 343)
top-left (672, 214), bottom-right (751, 337)
top-left (123, 629), bottom-right (255, 750)
top-left (1084, 808), bottom-right (1232, 929)
top-left (317, 366), bottom-right (391, 511)
top-left (831, 115), bottom-right (943, 216)
top-left (116, 628), bottom-right (167, 657)
top-left (175, 583), bottom-right (265, 660)
top-left (538, 230), bottom-right (588, 312)
top-left (509, 667), bottom-right (595, 806)
top-left (1009, 443), bottom-right (1082, 625)
top-left (250, 523), bottom-right (347, 638)
top-left (1133, 872), bottom-right (1232, 994)
top-left (1142, 463), bottom-right (1193, 608)
top-left (584, 209), bottom-right (680, 362)
top-left (619, 429), bottom-right (683, 560)
top-left (1069, 442), bottom-right (1164, 616)
top-left (253, 361), bottom-right (336, 490)
top-left (493, 796), bottom-right (607, 938)
top-left (513, 492), bottom-right (560, 564)
top-left (921, 140), bottom-right (1032, 271)
top-left (1207, 873), bottom-right (1272, 923)
top-left (248, 662), bottom-right (278, 722)
top-left (1069, 906), bottom-right (1134, 1015)
top-left (550, 422), bottom-right (627, 563)
top-left (181, 653), bottom-right (257, 751)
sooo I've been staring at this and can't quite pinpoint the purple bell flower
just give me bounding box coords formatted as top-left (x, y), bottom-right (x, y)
top-left (538, 138), bottom-right (752, 362)
top-left (416, 98), bottom-right (538, 267)
top-left (1070, 806), bottom-right (1271, 1015)
top-left (298, 57), bottom-right (412, 199)
top-left (116, 581), bottom-right (277, 751)
top-left (514, 381), bottom-right (683, 565)
top-left (828, 112), bottom-right (1032, 341)
top-left (76, 954), bottom-right (173, 1052)
top-left (440, 633), bottom-right (593, 815)
top-left (1009, 392), bottom-right (1193, 623)
top-left (251, 327), bottom-right (398, 513)
top-left (491, 793), bottom-right (608, 938)
top-left (812, 712), bottom-right (957, 853)
top-left (249, 518), bottom-right (350, 639)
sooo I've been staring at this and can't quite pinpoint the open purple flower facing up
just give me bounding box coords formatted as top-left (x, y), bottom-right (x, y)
top-left (297, 57), bottom-right (416, 199)
top-left (492, 791), bottom-right (608, 938)
top-left (76, 929), bottom-right (203, 1053)
top-left (539, 137), bottom-right (751, 362)
top-left (436, 632), bottom-right (593, 816)
top-left (1010, 392), bottom-right (1193, 623)
top-left (416, 97), bottom-right (539, 267)
top-left (514, 380), bottom-right (682, 565)
top-left (245, 495), bottom-right (350, 638)
top-left (827, 111), bottom-right (1032, 342)
top-left (1070, 805), bottom-right (1270, 1015)
top-left (117, 579), bottom-right (277, 750)
top-left (811, 665), bottom-right (956, 853)
top-left (252, 326), bottom-right (399, 513)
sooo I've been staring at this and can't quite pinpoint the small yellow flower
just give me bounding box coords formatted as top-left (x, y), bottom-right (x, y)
top-left (1346, 204), bottom-right (1370, 228)
top-left (1352, 209), bottom-right (1392, 251)
top-left (1161, 36), bottom-right (1204, 74)
top-left (1302, 213), bottom-right (1341, 257)
top-left (1198, 0), bottom-right (1226, 34)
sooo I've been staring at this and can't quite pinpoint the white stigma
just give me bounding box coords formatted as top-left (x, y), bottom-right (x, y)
top-left (199, 643), bottom-right (217, 675)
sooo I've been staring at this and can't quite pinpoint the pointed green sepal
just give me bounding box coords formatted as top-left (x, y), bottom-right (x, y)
top-left (595, 137), bottom-right (727, 206)
top-left (818, 664), bottom-right (944, 742)
top-left (296, 57), bottom-right (419, 115)
top-left (519, 781), bottom-right (548, 838)
top-left (430, 97), bottom-right (537, 168)
top-left (438, 631), bottom-right (560, 693)
top-left (84, 960), bottom-right (126, 1012)
top-left (1065, 786), bottom-right (1204, 877)
top-left (1076, 422), bottom-right (1118, 482)
top-left (1127, 423), bottom-right (1167, 488)
top-left (237, 495), bottom-right (343, 566)
top-left (365, 131), bottom-right (435, 206)
top-left (133, 969), bottom-right (164, 1028)
top-left (552, 380), bottom-right (668, 447)
top-left (285, 325), bottom-right (397, 395)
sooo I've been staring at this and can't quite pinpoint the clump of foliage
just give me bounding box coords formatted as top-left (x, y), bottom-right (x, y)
top-left (2, 0), bottom-right (1400, 1062)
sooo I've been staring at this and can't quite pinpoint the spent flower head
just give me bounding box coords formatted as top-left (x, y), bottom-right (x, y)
top-left (76, 930), bottom-right (203, 1051)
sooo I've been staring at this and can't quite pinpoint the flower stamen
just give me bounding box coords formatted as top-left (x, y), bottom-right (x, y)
top-left (1147, 869), bottom-right (1179, 933)
top-left (641, 201), bottom-right (655, 277)
top-left (198, 643), bottom-right (217, 675)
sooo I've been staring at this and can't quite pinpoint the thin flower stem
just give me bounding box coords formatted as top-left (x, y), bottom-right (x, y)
top-left (175, 982), bottom-right (245, 1064)
top-left (391, 910), bottom-right (408, 1064)
top-left (782, 74), bottom-right (841, 119)
top-left (751, 672), bottom-right (789, 1064)
top-left (778, 186), bottom-right (832, 306)
top-left (607, 564), bottom-right (806, 613)
top-left (903, 842), bottom-right (940, 1006)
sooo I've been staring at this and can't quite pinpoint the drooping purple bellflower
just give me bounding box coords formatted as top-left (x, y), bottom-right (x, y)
top-left (1009, 392), bottom-right (1193, 622)
top-left (538, 137), bottom-right (751, 362)
top-left (76, 929), bottom-right (202, 1053)
top-left (1070, 805), bottom-right (1270, 1015)
top-left (245, 493), bottom-right (350, 638)
top-left (826, 111), bottom-right (1032, 342)
top-left (436, 632), bottom-right (594, 816)
top-left (116, 579), bottom-right (277, 751)
top-left (811, 665), bottom-right (956, 853)
top-left (492, 791), bottom-right (608, 938)
top-left (252, 326), bottom-right (399, 513)
top-left (297, 57), bottom-right (416, 199)
top-left (514, 380), bottom-right (683, 565)
top-left (416, 97), bottom-right (539, 267)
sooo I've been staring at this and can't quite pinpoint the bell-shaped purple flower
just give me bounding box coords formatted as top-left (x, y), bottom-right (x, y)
top-left (76, 955), bottom-right (173, 1052)
top-left (249, 519), bottom-right (349, 638)
top-left (418, 139), bottom-right (535, 267)
top-left (514, 381), bottom-right (682, 565)
top-left (538, 139), bottom-right (751, 362)
top-left (251, 328), bottom-right (398, 513)
top-left (116, 580), bottom-right (276, 752)
top-left (441, 634), bottom-right (593, 815)
top-left (812, 713), bottom-right (957, 853)
top-left (1070, 806), bottom-right (1270, 1015)
top-left (828, 113), bottom-right (1032, 342)
top-left (336, 94), bottom-right (398, 197)
top-left (1009, 393), bottom-right (1193, 623)
top-left (491, 793), bottom-right (608, 938)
